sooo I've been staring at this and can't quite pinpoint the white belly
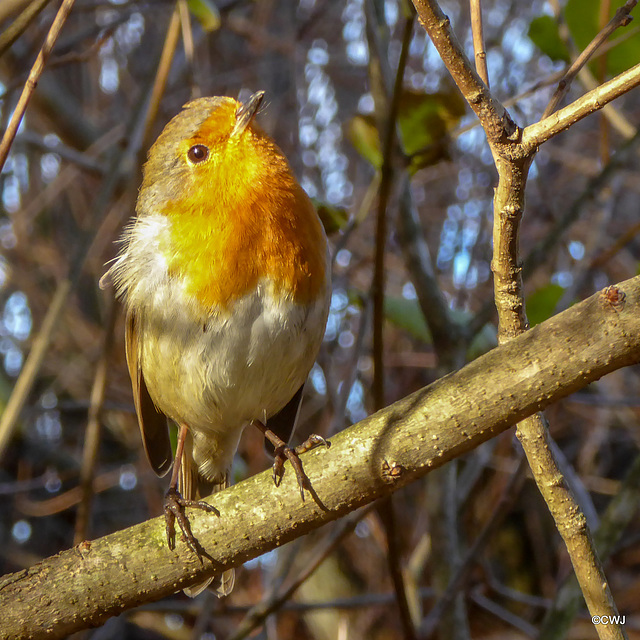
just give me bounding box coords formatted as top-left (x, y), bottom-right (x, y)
top-left (139, 279), bottom-right (328, 478)
top-left (108, 213), bottom-right (330, 481)
top-left (140, 282), bottom-right (326, 427)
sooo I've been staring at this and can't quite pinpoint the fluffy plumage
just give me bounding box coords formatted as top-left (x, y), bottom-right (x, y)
top-left (105, 94), bottom-right (330, 597)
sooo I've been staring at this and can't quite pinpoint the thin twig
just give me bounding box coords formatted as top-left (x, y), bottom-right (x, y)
top-left (0, 0), bottom-right (76, 172)
top-left (377, 496), bottom-right (418, 640)
top-left (0, 0), bottom-right (52, 57)
top-left (15, 131), bottom-right (107, 174)
top-left (138, 2), bottom-right (181, 159)
top-left (0, 280), bottom-right (72, 458)
top-left (74, 295), bottom-right (117, 544)
top-left (16, 468), bottom-right (125, 516)
top-left (177, 0), bottom-right (199, 99)
top-left (372, 12), bottom-right (413, 412)
top-left (419, 458), bottom-right (526, 638)
top-left (411, 0), bottom-right (514, 145)
top-left (228, 506), bottom-right (375, 640)
top-left (13, 124), bottom-right (125, 244)
top-left (366, 10), bottom-right (420, 639)
top-left (543, 0), bottom-right (638, 118)
top-left (469, 0), bottom-right (489, 86)
top-left (469, 588), bottom-right (539, 638)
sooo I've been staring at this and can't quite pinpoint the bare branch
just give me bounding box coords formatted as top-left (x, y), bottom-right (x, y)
top-left (0, 0), bottom-right (76, 172)
top-left (411, 0), bottom-right (515, 145)
top-left (470, 0), bottom-right (489, 87)
top-left (0, 0), bottom-right (51, 58)
top-left (543, 0), bottom-right (638, 118)
top-left (523, 61), bottom-right (640, 151)
top-left (1, 275), bottom-right (640, 640)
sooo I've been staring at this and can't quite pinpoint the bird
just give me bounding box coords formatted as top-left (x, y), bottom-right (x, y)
top-left (103, 91), bottom-right (331, 597)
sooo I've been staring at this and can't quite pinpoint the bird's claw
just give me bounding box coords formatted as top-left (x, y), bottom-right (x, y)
top-left (163, 486), bottom-right (219, 561)
top-left (271, 433), bottom-right (330, 501)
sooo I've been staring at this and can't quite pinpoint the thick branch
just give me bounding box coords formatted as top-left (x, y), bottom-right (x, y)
top-left (1, 276), bottom-right (640, 639)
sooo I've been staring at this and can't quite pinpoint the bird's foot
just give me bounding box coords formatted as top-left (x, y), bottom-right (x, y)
top-left (261, 428), bottom-right (330, 500)
top-left (164, 486), bottom-right (219, 560)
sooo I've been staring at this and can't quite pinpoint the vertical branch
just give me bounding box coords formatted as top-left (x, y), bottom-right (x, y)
top-left (138, 3), bottom-right (182, 159)
top-left (492, 96), bottom-right (626, 640)
top-left (74, 295), bottom-right (116, 544)
top-left (372, 14), bottom-right (414, 412)
top-left (366, 6), bottom-right (420, 640)
top-left (540, 451), bottom-right (640, 640)
top-left (469, 0), bottom-right (489, 87)
top-left (412, 2), bottom-right (629, 638)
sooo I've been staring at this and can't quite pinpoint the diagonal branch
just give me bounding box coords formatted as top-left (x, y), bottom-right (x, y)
top-left (411, 0), bottom-right (516, 144)
top-left (543, 0), bottom-right (638, 118)
top-left (0, 0), bottom-right (76, 172)
top-left (1, 275), bottom-right (640, 640)
top-left (523, 61), bottom-right (640, 150)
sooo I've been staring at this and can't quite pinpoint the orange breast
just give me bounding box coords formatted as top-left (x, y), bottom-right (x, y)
top-left (159, 118), bottom-right (326, 312)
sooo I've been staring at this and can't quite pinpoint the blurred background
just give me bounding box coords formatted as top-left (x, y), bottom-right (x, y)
top-left (1, 0), bottom-right (640, 638)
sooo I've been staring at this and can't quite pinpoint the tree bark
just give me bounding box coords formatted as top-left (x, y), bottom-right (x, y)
top-left (1, 275), bottom-right (639, 640)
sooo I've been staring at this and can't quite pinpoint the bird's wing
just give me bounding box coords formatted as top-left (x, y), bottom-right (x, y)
top-left (125, 310), bottom-right (172, 477)
top-left (264, 383), bottom-right (305, 455)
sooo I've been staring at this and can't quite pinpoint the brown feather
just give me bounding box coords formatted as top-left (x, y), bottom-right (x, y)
top-left (125, 311), bottom-right (172, 477)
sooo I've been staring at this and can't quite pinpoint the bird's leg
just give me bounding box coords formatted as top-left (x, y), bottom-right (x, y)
top-left (164, 423), bottom-right (218, 559)
top-left (252, 420), bottom-right (330, 501)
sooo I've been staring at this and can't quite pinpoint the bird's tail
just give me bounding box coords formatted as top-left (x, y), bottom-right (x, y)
top-left (180, 447), bottom-right (235, 598)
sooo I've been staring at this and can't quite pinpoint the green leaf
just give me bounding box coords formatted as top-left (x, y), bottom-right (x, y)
top-left (565, 0), bottom-right (640, 77)
top-left (384, 296), bottom-right (431, 342)
top-left (398, 88), bottom-right (466, 174)
top-left (346, 115), bottom-right (382, 168)
top-left (527, 283), bottom-right (564, 326)
top-left (312, 200), bottom-right (350, 235)
top-left (188, 0), bottom-right (220, 32)
top-left (528, 15), bottom-right (570, 63)
top-left (347, 88), bottom-right (466, 172)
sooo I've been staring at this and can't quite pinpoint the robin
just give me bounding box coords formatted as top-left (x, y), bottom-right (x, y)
top-left (103, 91), bottom-right (331, 596)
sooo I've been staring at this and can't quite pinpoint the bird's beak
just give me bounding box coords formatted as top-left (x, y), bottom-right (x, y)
top-left (232, 91), bottom-right (265, 137)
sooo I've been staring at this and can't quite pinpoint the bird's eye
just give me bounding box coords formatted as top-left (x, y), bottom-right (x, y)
top-left (187, 144), bottom-right (209, 164)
